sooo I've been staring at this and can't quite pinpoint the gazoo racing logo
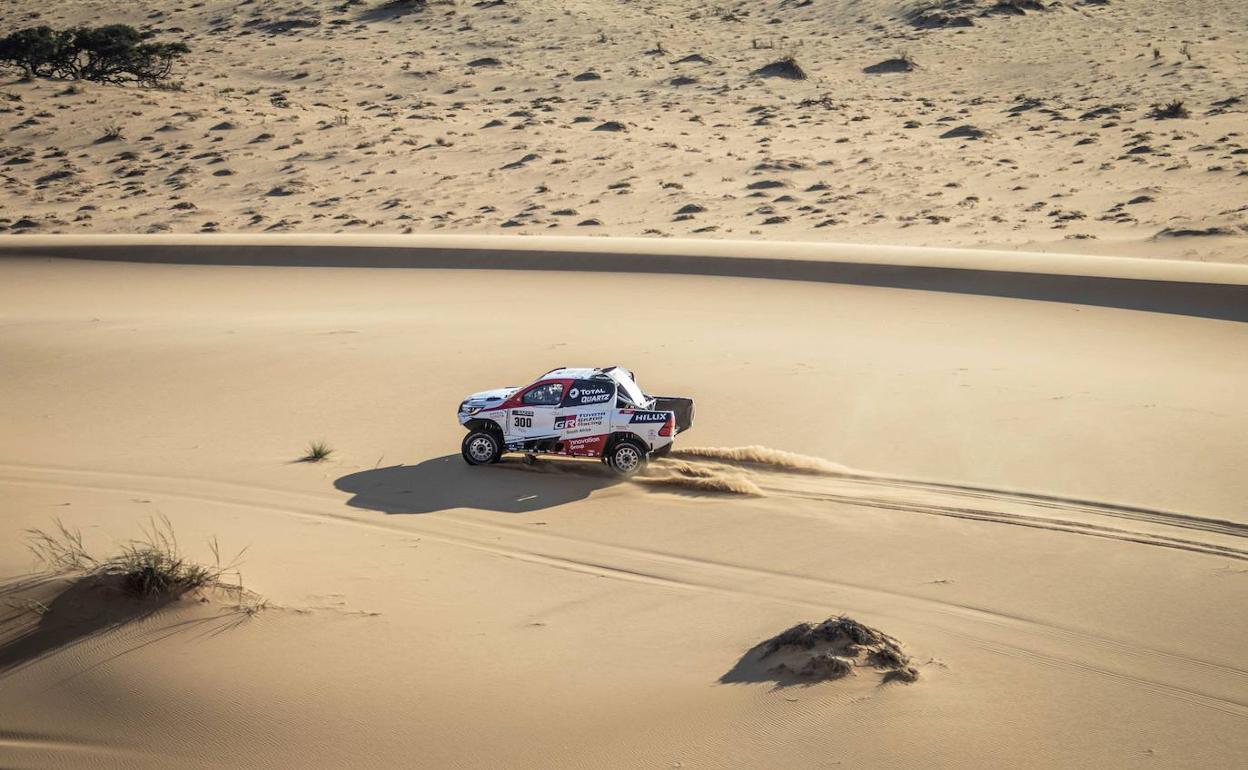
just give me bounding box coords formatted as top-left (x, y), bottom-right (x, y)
top-left (629, 411), bottom-right (668, 424)
top-left (554, 414), bottom-right (577, 430)
top-left (577, 411), bottom-right (607, 426)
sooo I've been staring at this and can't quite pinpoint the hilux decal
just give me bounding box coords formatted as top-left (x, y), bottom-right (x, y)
top-left (629, 412), bottom-right (668, 424)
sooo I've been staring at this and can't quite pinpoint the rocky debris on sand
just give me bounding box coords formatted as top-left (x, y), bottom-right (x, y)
top-left (752, 58), bottom-right (807, 80)
top-left (761, 616), bottom-right (919, 684)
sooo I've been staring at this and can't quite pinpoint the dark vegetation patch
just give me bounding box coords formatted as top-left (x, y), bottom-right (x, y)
top-left (0, 25), bottom-right (188, 86)
top-left (1148, 100), bottom-right (1190, 119)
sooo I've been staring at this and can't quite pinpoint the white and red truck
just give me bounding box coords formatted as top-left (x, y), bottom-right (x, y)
top-left (457, 366), bottom-right (694, 476)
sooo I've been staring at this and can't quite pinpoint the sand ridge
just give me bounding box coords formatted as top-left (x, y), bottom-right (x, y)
top-left (3, 234), bottom-right (1247, 321)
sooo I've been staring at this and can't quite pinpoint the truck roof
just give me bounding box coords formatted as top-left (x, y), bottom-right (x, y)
top-left (541, 367), bottom-right (602, 380)
top-left (539, 365), bottom-right (634, 382)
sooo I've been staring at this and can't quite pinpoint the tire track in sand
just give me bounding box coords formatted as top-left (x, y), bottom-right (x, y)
top-left (660, 448), bottom-right (1248, 562)
top-left (1, 462), bottom-right (1246, 720)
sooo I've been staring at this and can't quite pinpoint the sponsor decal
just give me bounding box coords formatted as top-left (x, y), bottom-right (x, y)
top-left (577, 411), bottom-right (606, 426)
top-left (629, 412), bottom-right (668, 424)
top-left (554, 414), bottom-right (577, 430)
top-left (566, 383), bottom-right (613, 406)
top-left (512, 410), bottom-right (534, 417)
top-left (565, 435), bottom-right (607, 456)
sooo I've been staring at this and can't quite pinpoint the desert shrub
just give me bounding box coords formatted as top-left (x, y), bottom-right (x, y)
top-left (301, 439), bottom-right (334, 462)
top-left (28, 516), bottom-right (245, 600)
top-left (0, 24), bottom-right (188, 86)
top-left (1148, 100), bottom-right (1190, 119)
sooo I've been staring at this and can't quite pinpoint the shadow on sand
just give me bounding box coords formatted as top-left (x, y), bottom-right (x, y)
top-left (718, 638), bottom-right (802, 688)
top-left (0, 573), bottom-right (249, 680)
top-left (334, 455), bottom-right (623, 515)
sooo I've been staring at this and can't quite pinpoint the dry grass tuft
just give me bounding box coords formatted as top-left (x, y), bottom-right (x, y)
top-left (27, 515), bottom-right (251, 603)
top-left (301, 439), bottom-right (334, 462)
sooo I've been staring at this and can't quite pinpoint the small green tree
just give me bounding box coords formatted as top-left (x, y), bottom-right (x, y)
top-left (0, 26), bottom-right (75, 78)
top-left (0, 24), bottom-right (188, 86)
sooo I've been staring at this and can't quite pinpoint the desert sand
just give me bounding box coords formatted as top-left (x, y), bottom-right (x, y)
top-left (1, 236), bottom-right (1247, 768)
top-left (2, 1), bottom-right (1248, 768)
top-left (0, 0), bottom-right (1245, 261)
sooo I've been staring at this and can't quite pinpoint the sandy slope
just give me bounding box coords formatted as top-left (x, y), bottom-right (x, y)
top-left (1, 0), bottom-right (1246, 261)
top-left (1, 239), bottom-right (1246, 768)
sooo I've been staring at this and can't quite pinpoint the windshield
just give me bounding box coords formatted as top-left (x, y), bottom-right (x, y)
top-left (522, 381), bottom-right (564, 406)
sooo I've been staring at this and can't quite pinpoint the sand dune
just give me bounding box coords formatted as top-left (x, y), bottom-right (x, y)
top-left (1, 240), bottom-right (1246, 767)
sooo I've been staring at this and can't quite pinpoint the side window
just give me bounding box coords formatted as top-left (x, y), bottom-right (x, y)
top-left (564, 380), bottom-right (615, 407)
top-left (522, 382), bottom-right (564, 406)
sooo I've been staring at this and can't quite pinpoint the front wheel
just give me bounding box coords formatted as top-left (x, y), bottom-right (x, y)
top-left (462, 430), bottom-right (502, 466)
top-left (606, 439), bottom-right (648, 477)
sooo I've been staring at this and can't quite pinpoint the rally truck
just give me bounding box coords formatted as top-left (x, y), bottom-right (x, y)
top-left (457, 366), bottom-right (694, 476)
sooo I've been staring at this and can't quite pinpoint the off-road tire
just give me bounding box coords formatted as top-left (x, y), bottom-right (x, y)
top-left (462, 430), bottom-right (502, 466)
top-left (606, 439), bottom-right (648, 477)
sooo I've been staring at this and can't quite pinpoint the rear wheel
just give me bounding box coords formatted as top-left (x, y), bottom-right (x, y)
top-left (606, 439), bottom-right (648, 477)
top-left (462, 430), bottom-right (502, 466)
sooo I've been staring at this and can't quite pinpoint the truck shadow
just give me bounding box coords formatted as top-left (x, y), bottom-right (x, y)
top-left (334, 455), bottom-right (621, 515)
